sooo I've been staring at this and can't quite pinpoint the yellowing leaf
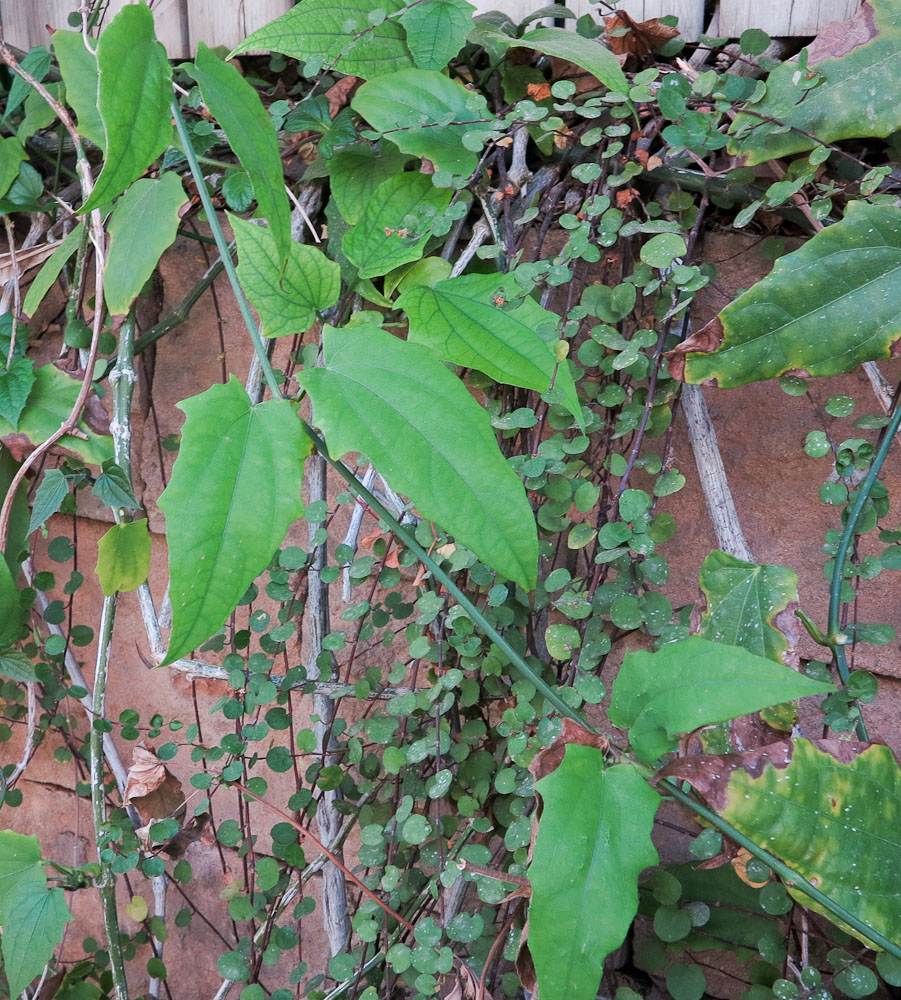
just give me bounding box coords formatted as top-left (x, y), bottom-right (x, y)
top-left (95, 519), bottom-right (151, 596)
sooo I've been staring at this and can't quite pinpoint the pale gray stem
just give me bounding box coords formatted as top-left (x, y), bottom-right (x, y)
top-left (450, 222), bottom-right (490, 278)
top-left (306, 452), bottom-right (351, 955)
top-left (682, 384), bottom-right (754, 562)
top-left (6, 682), bottom-right (36, 787)
top-left (147, 874), bottom-right (168, 999)
top-left (341, 465), bottom-right (376, 602)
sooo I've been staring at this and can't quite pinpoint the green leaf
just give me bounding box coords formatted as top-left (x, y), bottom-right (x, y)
top-left (641, 233), bottom-right (687, 268)
top-left (666, 738), bottom-right (901, 947)
top-left (0, 137), bottom-right (26, 200)
top-left (342, 172), bottom-right (451, 279)
top-left (400, 0), bottom-right (476, 70)
top-left (674, 202), bottom-right (901, 387)
top-left (398, 273), bottom-right (582, 425)
top-left (232, 215), bottom-right (340, 338)
top-left (229, 0), bottom-right (413, 79)
top-left (299, 323), bottom-right (538, 589)
top-left (95, 518), bottom-right (151, 596)
top-left (528, 749), bottom-right (659, 1000)
top-left (28, 468), bottom-right (70, 534)
top-left (608, 636), bottom-right (834, 762)
top-left (92, 459), bottom-right (140, 509)
top-left (511, 28), bottom-right (630, 98)
top-left (697, 551), bottom-right (799, 664)
top-left (0, 649), bottom-right (39, 683)
top-left (158, 379), bottom-right (309, 664)
top-left (0, 558), bottom-right (21, 646)
top-left (192, 43), bottom-right (291, 264)
top-left (22, 223), bottom-right (83, 318)
top-left (328, 142), bottom-right (411, 225)
top-left (52, 30), bottom-right (105, 148)
top-left (81, 3), bottom-right (172, 212)
top-left (729, 0), bottom-right (901, 165)
top-left (104, 173), bottom-right (187, 316)
top-left (0, 449), bottom-right (27, 566)
top-left (0, 358), bottom-right (35, 429)
top-left (4, 46), bottom-right (51, 122)
top-left (0, 364), bottom-right (113, 466)
top-left (0, 830), bottom-right (72, 998)
top-left (352, 69), bottom-right (494, 174)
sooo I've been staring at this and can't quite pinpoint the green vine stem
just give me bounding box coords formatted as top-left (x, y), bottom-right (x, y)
top-left (827, 393), bottom-right (901, 740)
top-left (661, 777), bottom-right (901, 958)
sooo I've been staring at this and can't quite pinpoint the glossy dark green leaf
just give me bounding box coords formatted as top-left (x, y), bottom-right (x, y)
top-left (673, 203), bottom-right (901, 387)
top-left (104, 173), bottom-right (187, 316)
top-left (529, 748), bottom-right (659, 1000)
top-left (352, 69), bottom-right (495, 174)
top-left (232, 215), bottom-right (340, 338)
top-left (229, 0), bottom-right (413, 79)
top-left (92, 460), bottom-right (140, 510)
top-left (400, 0), bottom-right (476, 70)
top-left (698, 551), bottom-right (799, 663)
top-left (52, 30), bottom-right (104, 148)
top-left (398, 273), bottom-right (581, 424)
top-left (342, 172), bottom-right (451, 279)
top-left (729, 0), bottom-right (901, 165)
top-left (609, 636), bottom-right (834, 762)
top-left (81, 2), bottom-right (171, 211)
top-left (159, 378), bottom-right (309, 664)
top-left (300, 323), bottom-right (538, 589)
top-left (192, 43), bottom-right (291, 263)
top-left (95, 518), bottom-right (151, 596)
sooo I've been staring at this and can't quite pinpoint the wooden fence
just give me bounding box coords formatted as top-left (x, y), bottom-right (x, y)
top-left (2, 0), bottom-right (861, 59)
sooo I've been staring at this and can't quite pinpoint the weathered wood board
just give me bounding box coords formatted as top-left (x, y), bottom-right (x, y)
top-left (469, 0), bottom-right (705, 39)
top-left (717, 0), bottom-right (861, 37)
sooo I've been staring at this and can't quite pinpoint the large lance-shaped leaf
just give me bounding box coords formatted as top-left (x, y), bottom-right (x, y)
top-left (105, 173), bottom-right (188, 316)
top-left (192, 44), bottom-right (291, 264)
top-left (352, 69), bottom-right (495, 175)
top-left (52, 31), bottom-right (104, 149)
top-left (529, 747), bottom-right (659, 1000)
top-left (22, 223), bottom-right (82, 318)
top-left (664, 738), bottom-right (901, 946)
top-left (81, 3), bottom-right (171, 212)
top-left (0, 830), bottom-right (72, 999)
top-left (299, 323), bottom-right (538, 589)
top-left (158, 379), bottom-right (309, 665)
top-left (729, 0), bottom-right (901, 166)
top-left (342, 172), bottom-right (451, 279)
top-left (229, 0), bottom-right (413, 79)
top-left (668, 202), bottom-right (901, 388)
top-left (232, 215), bottom-right (340, 338)
top-left (398, 272), bottom-right (582, 426)
top-left (698, 550), bottom-right (799, 665)
top-left (510, 28), bottom-right (630, 98)
top-left (609, 636), bottom-right (833, 762)
top-left (0, 364), bottom-right (112, 466)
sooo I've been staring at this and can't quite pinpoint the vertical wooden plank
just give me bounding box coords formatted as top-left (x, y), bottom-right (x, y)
top-left (718, 0), bottom-right (860, 37)
top-left (1, 0), bottom-right (74, 51)
top-left (187, 0), bottom-right (292, 55)
top-left (104, 0), bottom-right (189, 57)
top-left (469, 0), bottom-right (703, 40)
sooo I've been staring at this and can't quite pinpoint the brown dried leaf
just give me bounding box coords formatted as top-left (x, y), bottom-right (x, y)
top-left (124, 745), bottom-right (186, 829)
top-left (665, 316), bottom-right (725, 382)
top-left (325, 75), bottom-right (361, 117)
top-left (1, 241), bottom-right (63, 287)
top-left (527, 81), bottom-right (552, 101)
top-left (440, 962), bottom-right (481, 1000)
top-left (528, 719), bottom-right (609, 784)
top-left (732, 847), bottom-right (770, 887)
top-left (603, 13), bottom-right (679, 57)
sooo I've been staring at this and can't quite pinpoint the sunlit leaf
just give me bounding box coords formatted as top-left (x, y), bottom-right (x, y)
top-left (95, 519), bottom-right (151, 596)
top-left (609, 636), bottom-right (834, 762)
top-left (400, 0), bottom-right (476, 70)
top-left (81, 2), bottom-right (171, 211)
top-left (300, 323), bottom-right (538, 589)
top-left (159, 379), bottom-right (309, 664)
